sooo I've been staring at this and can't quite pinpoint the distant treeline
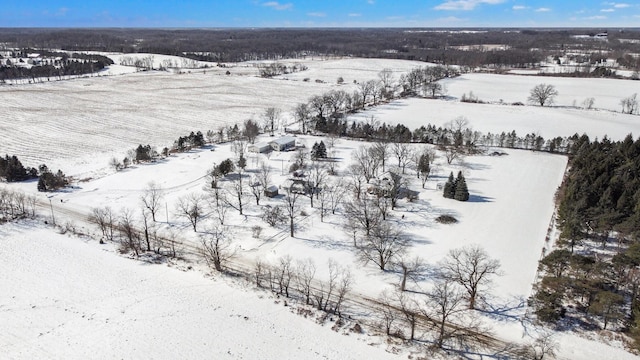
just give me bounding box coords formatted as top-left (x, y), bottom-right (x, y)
top-left (0, 49), bottom-right (114, 82)
top-left (1, 28), bottom-right (639, 68)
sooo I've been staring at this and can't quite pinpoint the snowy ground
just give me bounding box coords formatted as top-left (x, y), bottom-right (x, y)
top-left (3, 56), bottom-right (640, 359)
top-left (350, 97), bottom-right (639, 141)
top-left (441, 73), bottom-right (640, 113)
top-left (0, 222), bottom-right (398, 360)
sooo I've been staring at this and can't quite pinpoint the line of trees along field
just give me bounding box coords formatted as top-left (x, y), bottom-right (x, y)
top-left (1, 28), bottom-right (639, 69)
top-left (531, 133), bottom-right (640, 350)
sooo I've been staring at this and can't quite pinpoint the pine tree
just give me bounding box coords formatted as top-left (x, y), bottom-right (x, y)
top-left (454, 174), bottom-right (470, 201)
top-left (310, 141), bottom-right (327, 160)
top-left (443, 172), bottom-right (455, 199)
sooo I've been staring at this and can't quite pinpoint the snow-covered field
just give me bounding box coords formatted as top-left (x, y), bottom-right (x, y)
top-left (351, 98), bottom-right (639, 141)
top-left (442, 73), bottom-right (640, 113)
top-left (0, 223), bottom-right (397, 360)
top-left (3, 56), bottom-right (640, 359)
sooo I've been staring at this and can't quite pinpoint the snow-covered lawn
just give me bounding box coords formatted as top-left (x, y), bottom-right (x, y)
top-left (0, 222), bottom-right (397, 360)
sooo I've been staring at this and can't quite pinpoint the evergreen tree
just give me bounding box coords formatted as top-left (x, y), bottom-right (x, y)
top-left (443, 172), bottom-right (455, 199)
top-left (310, 141), bottom-right (327, 160)
top-left (454, 171), bottom-right (469, 201)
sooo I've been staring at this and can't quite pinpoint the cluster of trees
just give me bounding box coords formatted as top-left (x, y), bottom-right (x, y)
top-left (531, 133), bottom-right (640, 348)
top-left (0, 58), bottom-right (111, 82)
top-left (375, 245), bottom-right (504, 352)
top-left (36, 165), bottom-right (68, 192)
top-left (253, 257), bottom-right (352, 315)
top-left (0, 155), bottom-right (33, 182)
top-left (0, 188), bottom-right (37, 222)
top-left (291, 65), bottom-right (457, 135)
top-left (258, 62), bottom-right (308, 78)
top-left (443, 171), bottom-right (469, 201)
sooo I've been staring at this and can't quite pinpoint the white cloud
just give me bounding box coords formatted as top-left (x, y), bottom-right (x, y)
top-left (585, 15), bottom-right (607, 19)
top-left (512, 5), bottom-right (529, 10)
top-left (535, 7), bottom-right (551, 12)
top-left (614, 3), bottom-right (631, 8)
top-left (348, 13), bottom-right (362, 17)
top-left (307, 12), bottom-right (326, 17)
top-left (262, 1), bottom-right (293, 11)
top-left (434, 0), bottom-right (505, 11)
top-left (601, 8), bottom-right (615, 12)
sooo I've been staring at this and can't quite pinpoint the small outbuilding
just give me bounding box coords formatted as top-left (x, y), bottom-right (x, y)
top-left (264, 185), bottom-right (279, 198)
top-left (248, 142), bottom-right (271, 153)
top-left (269, 136), bottom-right (296, 152)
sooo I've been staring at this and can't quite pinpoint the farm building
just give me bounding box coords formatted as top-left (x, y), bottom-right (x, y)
top-left (248, 142), bottom-right (271, 153)
top-left (264, 185), bottom-right (279, 198)
top-left (269, 136), bottom-right (296, 152)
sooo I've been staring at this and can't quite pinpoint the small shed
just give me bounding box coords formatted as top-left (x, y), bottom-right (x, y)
top-left (264, 185), bottom-right (279, 198)
top-left (248, 142), bottom-right (271, 153)
top-left (269, 136), bottom-right (296, 152)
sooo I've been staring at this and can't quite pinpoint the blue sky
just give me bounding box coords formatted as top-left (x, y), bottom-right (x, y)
top-left (1, 1), bottom-right (639, 27)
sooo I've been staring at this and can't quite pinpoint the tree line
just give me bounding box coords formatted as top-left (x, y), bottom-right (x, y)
top-left (532, 133), bottom-right (640, 350)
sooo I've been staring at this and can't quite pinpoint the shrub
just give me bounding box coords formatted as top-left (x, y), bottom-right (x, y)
top-left (435, 214), bottom-right (458, 224)
top-left (262, 206), bottom-right (286, 226)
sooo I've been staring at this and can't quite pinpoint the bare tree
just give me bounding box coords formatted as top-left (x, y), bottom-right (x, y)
top-left (294, 102), bottom-right (312, 134)
top-left (295, 258), bottom-right (316, 305)
top-left (263, 107), bottom-right (281, 136)
top-left (378, 68), bottom-right (396, 99)
top-left (378, 290), bottom-right (400, 336)
top-left (176, 193), bottom-right (205, 232)
top-left (247, 175), bottom-right (262, 206)
top-left (620, 93), bottom-right (638, 114)
top-left (333, 266), bottom-right (352, 316)
top-left (305, 162), bottom-right (328, 208)
top-left (517, 330), bottom-right (558, 360)
top-left (276, 255), bottom-right (294, 297)
top-left (118, 208), bottom-right (140, 256)
top-left (140, 181), bottom-right (163, 222)
top-left (359, 221), bottom-right (407, 270)
top-left (257, 161), bottom-right (272, 189)
top-left (206, 186), bottom-right (228, 225)
top-left (352, 145), bottom-right (380, 182)
top-left (344, 196), bottom-right (382, 239)
top-left (528, 83), bottom-right (558, 106)
top-left (396, 290), bottom-right (420, 341)
top-left (424, 278), bottom-right (467, 348)
top-left (225, 169), bottom-right (246, 215)
top-left (357, 80), bottom-right (375, 108)
top-left (326, 178), bottom-right (346, 215)
top-left (283, 187), bottom-right (301, 237)
top-left (385, 170), bottom-right (405, 209)
top-left (392, 142), bottom-right (413, 174)
top-left (372, 141), bottom-right (390, 173)
top-left (347, 163), bottom-right (366, 199)
top-left (441, 245), bottom-right (502, 309)
top-left (423, 81), bottom-right (445, 98)
top-left (200, 225), bottom-right (236, 272)
top-left (88, 206), bottom-right (115, 242)
top-left (395, 256), bottom-right (426, 292)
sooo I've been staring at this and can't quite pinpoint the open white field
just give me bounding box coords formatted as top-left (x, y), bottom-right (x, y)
top-left (0, 57), bottom-right (427, 179)
top-left (351, 98), bottom-right (640, 141)
top-left (441, 73), bottom-right (640, 112)
top-left (0, 222), bottom-right (398, 360)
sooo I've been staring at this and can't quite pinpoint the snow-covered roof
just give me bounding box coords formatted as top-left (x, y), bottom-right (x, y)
top-left (269, 136), bottom-right (296, 146)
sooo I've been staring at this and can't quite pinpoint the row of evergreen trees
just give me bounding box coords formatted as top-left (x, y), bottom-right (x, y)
top-left (0, 155), bottom-right (68, 192)
top-left (533, 133), bottom-right (640, 348)
top-left (443, 171), bottom-right (469, 201)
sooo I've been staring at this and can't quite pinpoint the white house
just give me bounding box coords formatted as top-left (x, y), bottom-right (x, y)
top-left (269, 136), bottom-right (296, 152)
top-left (248, 142), bottom-right (271, 153)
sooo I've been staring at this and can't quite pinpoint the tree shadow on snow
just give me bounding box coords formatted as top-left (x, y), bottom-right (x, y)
top-left (467, 194), bottom-right (494, 203)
